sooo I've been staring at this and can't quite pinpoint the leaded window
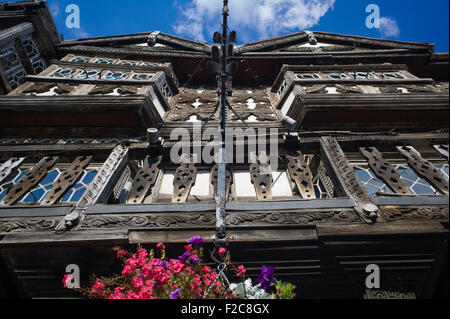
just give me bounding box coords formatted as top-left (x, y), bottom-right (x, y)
top-left (354, 163), bottom-right (449, 196)
top-left (0, 164), bottom-right (99, 205)
top-left (70, 56), bottom-right (92, 63)
top-left (0, 46), bottom-right (27, 89)
top-left (50, 68), bottom-right (77, 78)
top-left (103, 70), bottom-right (129, 80)
top-left (131, 73), bottom-right (155, 81)
top-left (21, 36), bottom-right (46, 74)
top-left (297, 74), bottom-right (320, 79)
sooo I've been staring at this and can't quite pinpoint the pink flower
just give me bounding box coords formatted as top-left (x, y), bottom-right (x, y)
top-left (116, 250), bottom-right (127, 259)
top-left (62, 274), bottom-right (74, 288)
top-left (93, 279), bottom-right (106, 296)
top-left (237, 265), bottom-right (247, 277)
top-left (157, 243), bottom-right (166, 250)
top-left (218, 247), bottom-right (227, 257)
top-left (109, 287), bottom-right (125, 299)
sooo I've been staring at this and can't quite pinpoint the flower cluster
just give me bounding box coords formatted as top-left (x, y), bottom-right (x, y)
top-left (66, 237), bottom-right (295, 299)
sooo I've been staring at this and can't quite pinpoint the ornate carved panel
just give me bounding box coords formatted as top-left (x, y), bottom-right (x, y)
top-left (127, 156), bottom-right (162, 204)
top-left (360, 147), bottom-right (412, 195)
top-left (320, 137), bottom-right (370, 202)
top-left (210, 164), bottom-right (233, 200)
top-left (364, 290), bottom-right (416, 299)
top-left (82, 213), bottom-right (216, 229)
top-left (250, 155), bottom-right (274, 201)
top-left (41, 156), bottom-right (92, 206)
top-left (0, 157), bottom-right (58, 206)
top-left (397, 146), bottom-right (449, 195)
top-left (0, 157), bottom-right (26, 184)
top-left (173, 161), bottom-right (197, 203)
top-left (227, 210), bottom-right (360, 226)
top-left (77, 145), bottom-right (129, 209)
top-left (286, 151), bottom-right (316, 199)
top-left (381, 206), bottom-right (449, 221)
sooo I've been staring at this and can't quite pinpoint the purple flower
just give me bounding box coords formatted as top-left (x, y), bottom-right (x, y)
top-left (170, 289), bottom-right (181, 299)
top-left (189, 256), bottom-right (200, 264)
top-left (255, 265), bottom-right (276, 291)
top-left (187, 236), bottom-right (205, 246)
top-left (161, 260), bottom-right (169, 269)
top-left (178, 252), bottom-right (190, 262)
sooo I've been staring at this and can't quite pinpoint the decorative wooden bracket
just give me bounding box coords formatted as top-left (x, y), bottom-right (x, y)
top-left (286, 150), bottom-right (316, 199)
top-left (211, 164), bottom-right (233, 200)
top-left (250, 154), bottom-right (274, 201)
top-left (127, 155), bottom-right (162, 204)
top-left (360, 147), bottom-right (412, 195)
top-left (0, 157), bottom-right (58, 206)
top-left (41, 156), bottom-right (93, 206)
top-left (0, 157), bottom-right (26, 185)
top-left (173, 160), bottom-right (197, 203)
top-left (320, 137), bottom-right (378, 223)
top-left (397, 146), bottom-right (449, 195)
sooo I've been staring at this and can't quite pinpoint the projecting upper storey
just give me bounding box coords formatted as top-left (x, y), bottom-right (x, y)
top-left (0, 0), bottom-right (448, 138)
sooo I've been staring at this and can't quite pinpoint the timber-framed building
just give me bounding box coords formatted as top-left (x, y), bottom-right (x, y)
top-left (0, 0), bottom-right (448, 299)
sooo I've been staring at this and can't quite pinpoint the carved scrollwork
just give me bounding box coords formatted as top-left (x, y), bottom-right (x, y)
top-left (364, 290), bottom-right (416, 299)
top-left (82, 213), bottom-right (216, 229)
top-left (0, 218), bottom-right (59, 233)
top-left (397, 146), bottom-right (449, 195)
top-left (285, 150), bottom-right (316, 199)
top-left (381, 206), bottom-right (449, 221)
top-left (226, 210), bottom-right (360, 226)
top-left (360, 147), bottom-right (411, 195)
top-left (0, 157), bottom-right (59, 206)
top-left (127, 156), bottom-right (162, 204)
top-left (42, 156), bottom-right (93, 206)
top-left (173, 160), bottom-right (198, 203)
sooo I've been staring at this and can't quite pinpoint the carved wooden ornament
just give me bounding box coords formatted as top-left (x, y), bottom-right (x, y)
top-left (286, 151), bottom-right (316, 199)
top-left (173, 161), bottom-right (197, 203)
top-left (360, 147), bottom-right (411, 195)
top-left (41, 156), bottom-right (93, 205)
top-left (397, 146), bottom-right (449, 195)
top-left (1, 157), bottom-right (58, 206)
top-left (250, 154), bottom-right (274, 200)
top-left (127, 156), bottom-right (162, 204)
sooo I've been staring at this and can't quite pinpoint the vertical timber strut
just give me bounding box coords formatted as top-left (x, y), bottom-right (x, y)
top-left (215, 0), bottom-right (230, 248)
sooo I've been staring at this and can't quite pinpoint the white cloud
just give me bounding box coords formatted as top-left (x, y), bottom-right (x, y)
top-left (49, 3), bottom-right (60, 18)
top-left (379, 17), bottom-right (400, 38)
top-left (173, 0), bottom-right (336, 42)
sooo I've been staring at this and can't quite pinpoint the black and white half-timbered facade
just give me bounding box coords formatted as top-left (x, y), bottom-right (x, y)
top-left (0, 1), bottom-right (448, 299)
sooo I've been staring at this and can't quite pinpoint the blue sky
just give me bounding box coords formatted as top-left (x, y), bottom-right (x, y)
top-left (44, 0), bottom-right (449, 52)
